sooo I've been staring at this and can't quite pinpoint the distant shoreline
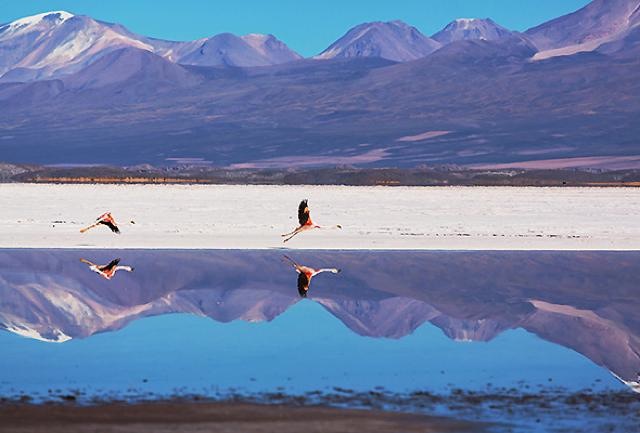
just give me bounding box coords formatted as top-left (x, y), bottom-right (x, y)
top-left (11, 177), bottom-right (640, 187)
top-left (1, 164), bottom-right (639, 187)
top-left (0, 388), bottom-right (636, 433)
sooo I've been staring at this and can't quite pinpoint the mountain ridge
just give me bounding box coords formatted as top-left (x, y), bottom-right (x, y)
top-left (526, 0), bottom-right (640, 59)
top-left (315, 20), bottom-right (441, 62)
top-left (0, 10), bottom-right (302, 81)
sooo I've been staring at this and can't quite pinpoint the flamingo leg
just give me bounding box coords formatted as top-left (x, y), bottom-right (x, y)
top-left (283, 255), bottom-right (298, 266)
top-left (283, 228), bottom-right (303, 243)
top-left (282, 255), bottom-right (305, 273)
top-left (281, 227), bottom-right (300, 237)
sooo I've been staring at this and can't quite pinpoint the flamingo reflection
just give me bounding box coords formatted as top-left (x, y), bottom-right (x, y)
top-left (284, 255), bottom-right (340, 297)
top-left (80, 258), bottom-right (134, 280)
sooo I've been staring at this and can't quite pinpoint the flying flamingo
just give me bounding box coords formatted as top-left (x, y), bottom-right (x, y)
top-left (80, 258), bottom-right (134, 280)
top-left (282, 199), bottom-right (342, 243)
top-left (80, 212), bottom-right (120, 234)
top-left (284, 255), bottom-right (340, 298)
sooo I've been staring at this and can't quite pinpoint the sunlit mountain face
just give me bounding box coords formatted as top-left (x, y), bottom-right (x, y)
top-left (0, 249), bottom-right (638, 396)
top-left (2, 1), bottom-right (640, 168)
top-left (0, 11), bottom-right (302, 81)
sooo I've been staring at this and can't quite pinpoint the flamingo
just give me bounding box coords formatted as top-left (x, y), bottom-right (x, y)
top-left (284, 255), bottom-right (340, 298)
top-left (80, 258), bottom-right (134, 280)
top-left (80, 212), bottom-right (120, 234)
top-left (282, 199), bottom-right (342, 243)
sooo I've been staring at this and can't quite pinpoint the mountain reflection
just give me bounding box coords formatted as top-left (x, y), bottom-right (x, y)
top-left (0, 249), bottom-right (638, 391)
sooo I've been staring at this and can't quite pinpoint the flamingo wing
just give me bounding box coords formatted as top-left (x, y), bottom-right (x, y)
top-left (298, 199), bottom-right (311, 226)
top-left (297, 273), bottom-right (310, 297)
top-left (100, 220), bottom-right (120, 233)
top-left (100, 258), bottom-right (121, 271)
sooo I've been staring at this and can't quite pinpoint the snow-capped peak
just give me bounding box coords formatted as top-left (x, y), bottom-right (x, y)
top-left (4, 323), bottom-right (72, 343)
top-left (242, 33), bottom-right (270, 43)
top-left (241, 33), bottom-right (273, 55)
top-left (5, 10), bottom-right (74, 30)
top-left (455, 18), bottom-right (476, 29)
top-left (432, 18), bottom-right (513, 44)
top-left (236, 33), bottom-right (301, 63)
top-left (315, 20), bottom-right (441, 62)
top-left (0, 11), bottom-right (74, 42)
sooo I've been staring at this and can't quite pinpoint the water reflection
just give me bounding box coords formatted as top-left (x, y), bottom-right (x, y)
top-left (284, 255), bottom-right (340, 297)
top-left (0, 249), bottom-right (638, 391)
top-left (80, 257), bottom-right (134, 280)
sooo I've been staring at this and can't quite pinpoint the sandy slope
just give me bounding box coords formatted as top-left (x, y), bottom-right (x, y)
top-left (0, 184), bottom-right (638, 250)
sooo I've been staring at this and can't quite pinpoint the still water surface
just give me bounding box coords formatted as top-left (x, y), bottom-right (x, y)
top-left (1, 249), bottom-right (637, 400)
top-left (2, 249), bottom-right (640, 433)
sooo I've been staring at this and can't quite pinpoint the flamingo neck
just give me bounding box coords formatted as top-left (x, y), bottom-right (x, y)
top-left (315, 268), bottom-right (339, 275)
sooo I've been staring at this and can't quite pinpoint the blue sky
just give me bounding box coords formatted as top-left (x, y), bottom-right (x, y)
top-left (2, 0), bottom-right (591, 56)
top-left (0, 308), bottom-right (620, 397)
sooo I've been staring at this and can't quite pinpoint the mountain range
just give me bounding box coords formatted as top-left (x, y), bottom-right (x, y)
top-left (0, 0), bottom-right (639, 168)
top-left (0, 11), bottom-right (301, 81)
top-left (526, 0), bottom-right (640, 59)
top-left (1, 250), bottom-right (638, 392)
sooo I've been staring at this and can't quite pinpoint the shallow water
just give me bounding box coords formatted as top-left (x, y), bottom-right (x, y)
top-left (0, 250), bottom-right (639, 432)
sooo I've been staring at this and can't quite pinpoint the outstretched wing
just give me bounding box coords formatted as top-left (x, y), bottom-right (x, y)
top-left (297, 273), bottom-right (310, 297)
top-left (100, 258), bottom-right (121, 271)
top-left (298, 199), bottom-right (310, 226)
top-left (100, 220), bottom-right (120, 234)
